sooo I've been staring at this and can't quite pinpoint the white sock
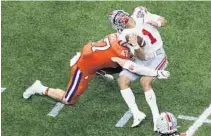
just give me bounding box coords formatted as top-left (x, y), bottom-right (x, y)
top-left (120, 88), bottom-right (141, 117)
top-left (144, 89), bottom-right (159, 124)
top-left (39, 83), bottom-right (48, 95)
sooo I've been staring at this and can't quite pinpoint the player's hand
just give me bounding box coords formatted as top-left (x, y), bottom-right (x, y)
top-left (157, 70), bottom-right (170, 79)
top-left (146, 20), bottom-right (160, 27)
top-left (127, 34), bottom-right (139, 46)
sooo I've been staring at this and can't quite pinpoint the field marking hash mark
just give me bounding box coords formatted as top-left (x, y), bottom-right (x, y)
top-left (1, 88), bottom-right (6, 93)
top-left (115, 110), bottom-right (132, 127)
top-left (47, 102), bottom-right (65, 117)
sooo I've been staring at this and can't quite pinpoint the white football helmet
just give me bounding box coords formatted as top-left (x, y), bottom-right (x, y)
top-left (156, 112), bottom-right (179, 136)
top-left (109, 10), bottom-right (130, 32)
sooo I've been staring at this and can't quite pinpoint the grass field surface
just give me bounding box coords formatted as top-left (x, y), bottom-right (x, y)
top-left (2, 1), bottom-right (211, 136)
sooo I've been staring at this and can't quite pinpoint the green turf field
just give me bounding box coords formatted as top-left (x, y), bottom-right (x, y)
top-left (2, 1), bottom-right (211, 136)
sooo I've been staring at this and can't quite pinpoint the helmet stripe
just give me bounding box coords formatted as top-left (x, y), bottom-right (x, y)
top-left (165, 112), bottom-right (173, 130)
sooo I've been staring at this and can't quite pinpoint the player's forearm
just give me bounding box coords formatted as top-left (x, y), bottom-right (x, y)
top-left (123, 60), bottom-right (157, 76)
top-left (134, 49), bottom-right (145, 60)
top-left (133, 46), bottom-right (145, 60)
top-left (111, 57), bottom-right (157, 76)
top-left (146, 13), bottom-right (167, 27)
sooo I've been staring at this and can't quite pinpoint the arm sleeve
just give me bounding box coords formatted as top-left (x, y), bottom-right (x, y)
top-left (123, 60), bottom-right (157, 76)
top-left (144, 12), bottom-right (161, 22)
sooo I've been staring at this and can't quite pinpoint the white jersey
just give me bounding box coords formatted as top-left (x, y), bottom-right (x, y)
top-left (118, 6), bottom-right (163, 54)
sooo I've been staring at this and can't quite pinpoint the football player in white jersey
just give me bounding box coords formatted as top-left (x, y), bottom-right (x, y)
top-left (109, 6), bottom-right (168, 131)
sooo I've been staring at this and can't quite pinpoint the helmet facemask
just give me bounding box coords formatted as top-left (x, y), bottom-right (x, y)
top-left (109, 10), bottom-right (130, 32)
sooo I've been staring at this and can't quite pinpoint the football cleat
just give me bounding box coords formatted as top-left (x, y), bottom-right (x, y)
top-left (131, 111), bottom-right (146, 128)
top-left (23, 80), bottom-right (47, 99)
top-left (96, 70), bottom-right (114, 81)
top-left (104, 74), bottom-right (114, 80)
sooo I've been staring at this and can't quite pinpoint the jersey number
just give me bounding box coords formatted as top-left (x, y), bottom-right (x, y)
top-left (142, 29), bottom-right (157, 44)
top-left (92, 38), bottom-right (111, 52)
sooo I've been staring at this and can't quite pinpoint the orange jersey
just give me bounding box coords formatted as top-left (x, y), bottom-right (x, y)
top-left (77, 33), bottom-right (130, 74)
top-left (64, 33), bottom-right (130, 104)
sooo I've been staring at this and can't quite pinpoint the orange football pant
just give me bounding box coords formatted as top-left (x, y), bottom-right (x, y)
top-left (64, 65), bottom-right (95, 104)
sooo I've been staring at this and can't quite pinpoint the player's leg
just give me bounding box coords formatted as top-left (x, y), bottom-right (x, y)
top-left (140, 76), bottom-right (159, 131)
top-left (23, 65), bottom-right (79, 104)
top-left (140, 49), bottom-right (168, 131)
top-left (23, 65), bottom-right (93, 105)
top-left (23, 80), bottom-right (66, 101)
top-left (118, 70), bottom-right (146, 127)
top-left (63, 67), bottom-right (95, 104)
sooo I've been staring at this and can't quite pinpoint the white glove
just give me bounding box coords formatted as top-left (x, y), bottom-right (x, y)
top-left (157, 70), bottom-right (170, 79)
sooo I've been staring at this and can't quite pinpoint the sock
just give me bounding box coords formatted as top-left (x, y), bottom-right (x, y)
top-left (144, 89), bottom-right (159, 124)
top-left (39, 84), bottom-right (48, 95)
top-left (120, 88), bottom-right (141, 117)
top-left (44, 88), bottom-right (49, 96)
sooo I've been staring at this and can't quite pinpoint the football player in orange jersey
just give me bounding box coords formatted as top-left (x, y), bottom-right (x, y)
top-left (23, 33), bottom-right (169, 105)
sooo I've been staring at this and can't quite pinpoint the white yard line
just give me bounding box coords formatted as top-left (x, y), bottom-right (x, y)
top-left (186, 104), bottom-right (211, 136)
top-left (1, 88), bottom-right (6, 93)
top-left (178, 115), bottom-right (211, 124)
top-left (115, 110), bottom-right (132, 127)
top-left (47, 102), bottom-right (65, 117)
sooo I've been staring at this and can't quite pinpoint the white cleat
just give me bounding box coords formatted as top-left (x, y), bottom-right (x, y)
top-left (23, 80), bottom-right (45, 99)
top-left (96, 70), bottom-right (114, 81)
top-left (131, 112), bottom-right (146, 128)
top-left (104, 74), bottom-right (114, 81)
